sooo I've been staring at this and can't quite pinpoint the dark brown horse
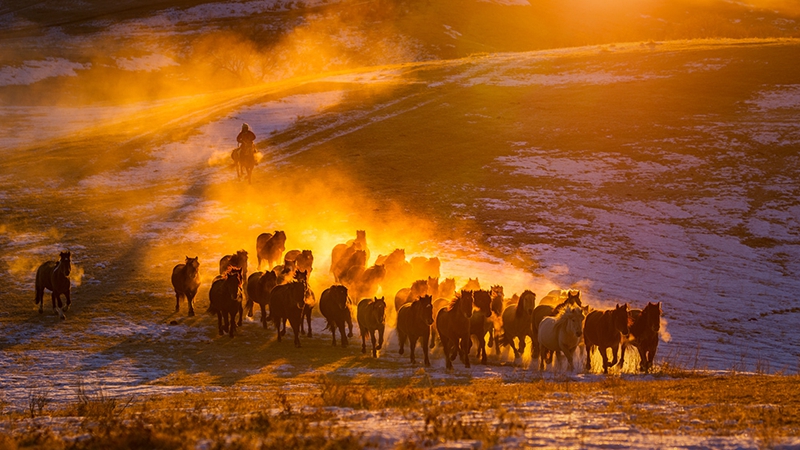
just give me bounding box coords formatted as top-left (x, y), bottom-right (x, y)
top-left (320, 285), bottom-right (352, 347)
top-left (234, 142), bottom-right (256, 184)
top-left (208, 267), bottom-right (244, 338)
top-left (34, 251), bottom-right (72, 320)
top-left (357, 296), bottom-right (386, 357)
top-left (330, 231), bottom-right (369, 283)
top-left (220, 250), bottom-right (248, 306)
top-left (620, 302), bottom-right (662, 372)
top-left (469, 289), bottom-right (494, 364)
top-left (269, 276), bottom-right (307, 347)
top-left (532, 291), bottom-right (583, 357)
top-left (436, 291), bottom-right (474, 369)
top-left (397, 294), bottom-right (434, 366)
top-left (256, 231), bottom-right (286, 270)
top-left (394, 279), bottom-right (428, 312)
top-left (584, 303), bottom-right (631, 374)
top-left (350, 264), bottom-right (386, 301)
top-left (246, 270), bottom-right (278, 327)
top-left (284, 249), bottom-right (314, 276)
top-left (501, 290), bottom-right (536, 358)
top-left (171, 256), bottom-right (200, 316)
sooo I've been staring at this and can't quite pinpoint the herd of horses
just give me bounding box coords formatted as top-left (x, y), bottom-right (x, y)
top-left (31, 230), bottom-right (662, 374)
top-left (167, 230), bottom-right (663, 373)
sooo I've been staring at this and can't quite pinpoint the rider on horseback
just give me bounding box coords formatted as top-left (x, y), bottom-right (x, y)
top-left (236, 123), bottom-right (257, 160)
top-left (234, 123), bottom-right (257, 181)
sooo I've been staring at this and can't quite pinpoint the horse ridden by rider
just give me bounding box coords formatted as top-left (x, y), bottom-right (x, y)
top-left (233, 123), bottom-right (257, 183)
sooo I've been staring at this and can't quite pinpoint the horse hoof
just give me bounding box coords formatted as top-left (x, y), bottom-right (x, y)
top-left (188, 311), bottom-right (195, 317)
top-left (399, 349), bottom-right (404, 355)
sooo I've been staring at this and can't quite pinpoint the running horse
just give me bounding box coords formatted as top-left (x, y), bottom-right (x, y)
top-left (234, 123), bottom-right (257, 183)
top-left (34, 251), bottom-right (72, 320)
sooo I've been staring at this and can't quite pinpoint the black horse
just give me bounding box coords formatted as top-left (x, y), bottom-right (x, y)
top-left (319, 285), bottom-right (352, 347)
top-left (357, 296), bottom-right (386, 357)
top-left (246, 270), bottom-right (278, 328)
top-left (35, 251), bottom-right (72, 320)
top-left (396, 294), bottom-right (434, 366)
top-left (269, 272), bottom-right (308, 347)
top-left (172, 256), bottom-right (200, 316)
top-left (208, 267), bottom-right (244, 337)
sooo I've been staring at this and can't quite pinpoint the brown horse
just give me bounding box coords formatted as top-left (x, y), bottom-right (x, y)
top-left (397, 294), bottom-right (434, 366)
top-left (350, 264), bottom-right (386, 301)
top-left (295, 270), bottom-right (316, 337)
top-left (284, 249), bottom-right (314, 276)
top-left (584, 303), bottom-right (631, 374)
top-left (269, 275), bottom-right (308, 347)
top-left (620, 302), bottom-right (662, 372)
top-left (501, 290), bottom-right (536, 358)
top-left (256, 231), bottom-right (286, 270)
top-left (460, 278), bottom-right (481, 292)
top-left (208, 266), bottom-right (244, 338)
top-left (330, 231), bottom-right (369, 283)
top-left (234, 142), bottom-right (256, 183)
top-left (395, 279), bottom-right (429, 312)
top-left (487, 285), bottom-right (504, 351)
top-left (319, 284), bottom-right (352, 347)
top-left (220, 250), bottom-right (248, 306)
top-left (469, 289), bottom-right (494, 364)
top-left (436, 291), bottom-right (475, 369)
top-left (357, 296), bottom-right (386, 357)
top-left (246, 270), bottom-right (278, 327)
top-left (410, 256), bottom-right (441, 280)
top-left (532, 291), bottom-right (583, 357)
top-left (34, 251), bottom-right (72, 320)
top-left (171, 256), bottom-right (200, 316)
top-left (338, 250), bottom-right (367, 287)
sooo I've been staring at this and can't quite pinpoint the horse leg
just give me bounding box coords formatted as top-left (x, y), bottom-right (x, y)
top-left (175, 292), bottom-right (182, 312)
top-left (409, 336), bottom-right (418, 364)
top-left (609, 345), bottom-right (620, 370)
top-left (442, 336), bottom-right (453, 369)
top-left (64, 289), bottom-right (71, 311)
top-left (260, 303), bottom-right (268, 328)
top-left (601, 347), bottom-right (611, 374)
top-left (422, 330), bottom-right (431, 367)
top-left (340, 321), bottom-right (348, 348)
top-left (273, 316), bottom-right (282, 342)
top-left (346, 313), bottom-right (353, 338)
top-left (229, 312), bottom-right (237, 338)
top-left (35, 285), bottom-right (44, 313)
top-left (429, 327), bottom-right (437, 349)
top-left (585, 341), bottom-right (593, 372)
top-left (370, 330), bottom-right (378, 357)
top-left (479, 335), bottom-right (488, 365)
top-left (237, 303), bottom-right (243, 327)
top-left (187, 292), bottom-right (196, 317)
top-left (361, 330), bottom-right (367, 354)
top-left (290, 317), bottom-right (301, 348)
top-left (377, 326), bottom-right (384, 351)
top-left (398, 330), bottom-right (406, 355)
top-left (305, 306), bottom-right (313, 337)
top-left (331, 323), bottom-right (337, 347)
top-left (461, 336), bottom-right (471, 368)
top-left (618, 342), bottom-right (627, 369)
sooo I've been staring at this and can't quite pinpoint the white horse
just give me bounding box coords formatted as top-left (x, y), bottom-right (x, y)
top-left (538, 306), bottom-right (585, 371)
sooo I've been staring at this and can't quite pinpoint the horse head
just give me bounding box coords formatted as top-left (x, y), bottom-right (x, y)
top-left (517, 290), bottom-right (536, 318)
top-left (567, 290), bottom-right (582, 307)
top-left (472, 289), bottom-right (492, 317)
top-left (372, 296), bottom-right (386, 325)
top-left (614, 303), bottom-right (630, 335)
top-left (643, 302), bottom-right (662, 334)
top-left (186, 256), bottom-right (200, 273)
top-left (490, 285), bottom-right (504, 299)
top-left (58, 251), bottom-right (72, 277)
top-left (415, 294), bottom-right (434, 326)
top-left (564, 306), bottom-right (585, 338)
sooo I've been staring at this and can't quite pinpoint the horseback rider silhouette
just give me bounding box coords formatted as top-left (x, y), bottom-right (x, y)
top-left (234, 123), bottom-right (257, 181)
